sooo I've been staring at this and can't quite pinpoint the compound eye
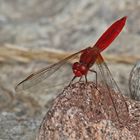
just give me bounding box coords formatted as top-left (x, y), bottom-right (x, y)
top-left (73, 62), bottom-right (80, 69)
top-left (72, 62), bottom-right (83, 77)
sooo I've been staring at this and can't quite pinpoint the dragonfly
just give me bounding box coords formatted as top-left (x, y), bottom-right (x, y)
top-left (16, 16), bottom-right (129, 123)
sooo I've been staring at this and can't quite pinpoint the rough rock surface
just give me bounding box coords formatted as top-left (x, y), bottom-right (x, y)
top-left (38, 82), bottom-right (140, 140)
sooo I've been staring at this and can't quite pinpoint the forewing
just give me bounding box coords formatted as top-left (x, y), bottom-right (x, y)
top-left (15, 50), bottom-right (82, 109)
top-left (15, 51), bottom-right (81, 92)
top-left (95, 54), bottom-right (129, 123)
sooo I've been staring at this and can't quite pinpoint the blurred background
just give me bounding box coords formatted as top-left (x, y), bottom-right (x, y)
top-left (0, 0), bottom-right (140, 139)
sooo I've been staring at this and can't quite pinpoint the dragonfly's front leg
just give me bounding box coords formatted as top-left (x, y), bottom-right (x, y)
top-left (68, 76), bottom-right (77, 86)
top-left (89, 69), bottom-right (97, 88)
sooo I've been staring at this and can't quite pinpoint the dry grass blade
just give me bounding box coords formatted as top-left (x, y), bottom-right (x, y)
top-left (0, 44), bottom-right (140, 64)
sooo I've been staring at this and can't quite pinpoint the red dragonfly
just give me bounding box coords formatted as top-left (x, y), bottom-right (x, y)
top-left (16, 17), bottom-right (129, 123)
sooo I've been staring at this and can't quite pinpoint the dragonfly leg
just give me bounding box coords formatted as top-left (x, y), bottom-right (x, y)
top-left (68, 76), bottom-right (77, 86)
top-left (89, 69), bottom-right (97, 88)
top-left (85, 75), bottom-right (88, 83)
top-left (79, 76), bottom-right (83, 82)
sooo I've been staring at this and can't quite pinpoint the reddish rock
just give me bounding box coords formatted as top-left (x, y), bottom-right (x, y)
top-left (37, 82), bottom-right (140, 140)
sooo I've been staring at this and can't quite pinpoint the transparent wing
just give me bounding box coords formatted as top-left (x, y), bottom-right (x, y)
top-left (15, 50), bottom-right (82, 92)
top-left (15, 50), bottom-right (83, 110)
top-left (95, 54), bottom-right (129, 123)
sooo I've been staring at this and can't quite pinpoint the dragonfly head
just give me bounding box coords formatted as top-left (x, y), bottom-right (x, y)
top-left (72, 62), bottom-right (88, 77)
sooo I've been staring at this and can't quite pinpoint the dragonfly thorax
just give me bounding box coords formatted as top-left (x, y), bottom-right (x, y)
top-left (72, 62), bottom-right (88, 77)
